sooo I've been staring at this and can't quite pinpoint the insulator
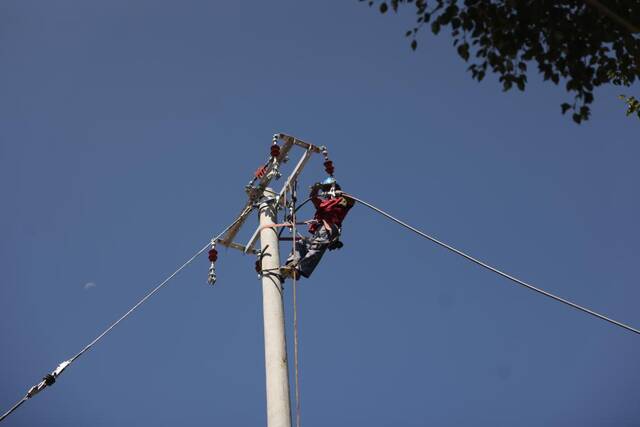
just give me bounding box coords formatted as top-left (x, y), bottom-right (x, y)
top-left (271, 144), bottom-right (281, 158)
top-left (255, 259), bottom-right (262, 274)
top-left (208, 248), bottom-right (218, 263)
top-left (255, 165), bottom-right (267, 178)
top-left (324, 160), bottom-right (335, 175)
top-left (320, 146), bottom-right (329, 160)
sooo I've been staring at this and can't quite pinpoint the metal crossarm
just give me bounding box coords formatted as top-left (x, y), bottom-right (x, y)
top-left (244, 147), bottom-right (313, 253)
top-left (276, 133), bottom-right (323, 154)
top-left (218, 137), bottom-right (295, 247)
top-left (218, 133), bottom-right (324, 253)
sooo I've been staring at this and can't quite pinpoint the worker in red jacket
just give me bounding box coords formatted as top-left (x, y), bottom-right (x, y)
top-left (282, 177), bottom-right (355, 280)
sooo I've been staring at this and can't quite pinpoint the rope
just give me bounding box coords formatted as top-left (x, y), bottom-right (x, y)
top-left (345, 193), bottom-right (640, 336)
top-left (278, 197), bottom-right (313, 240)
top-left (0, 216), bottom-right (246, 423)
top-left (291, 181), bottom-right (301, 427)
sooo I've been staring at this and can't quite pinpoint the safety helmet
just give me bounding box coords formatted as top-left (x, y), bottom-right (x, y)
top-left (321, 176), bottom-right (336, 186)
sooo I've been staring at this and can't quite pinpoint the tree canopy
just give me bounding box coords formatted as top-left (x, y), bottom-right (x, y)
top-left (364, 0), bottom-right (640, 123)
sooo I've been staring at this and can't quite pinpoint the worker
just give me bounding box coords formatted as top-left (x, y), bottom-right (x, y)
top-left (281, 177), bottom-right (355, 280)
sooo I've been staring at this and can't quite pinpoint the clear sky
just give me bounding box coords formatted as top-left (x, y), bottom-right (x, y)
top-left (1, 1), bottom-right (639, 426)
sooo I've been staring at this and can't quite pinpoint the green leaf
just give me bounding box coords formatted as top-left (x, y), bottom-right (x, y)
top-left (456, 43), bottom-right (470, 61)
top-left (369, 0), bottom-right (640, 123)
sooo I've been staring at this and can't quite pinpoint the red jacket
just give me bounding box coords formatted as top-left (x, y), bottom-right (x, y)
top-left (309, 195), bottom-right (355, 233)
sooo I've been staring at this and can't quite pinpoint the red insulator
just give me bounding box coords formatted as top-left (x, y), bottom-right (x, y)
top-left (255, 165), bottom-right (267, 178)
top-left (255, 260), bottom-right (262, 273)
top-left (208, 249), bottom-right (218, 263)
top-left (324, 160), bottom-right (335, 175)
top-left (270, 145), bottom-right (281, 157)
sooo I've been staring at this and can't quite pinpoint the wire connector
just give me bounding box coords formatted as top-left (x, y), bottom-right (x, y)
top-left (26, 360), bottom-right (71, 398)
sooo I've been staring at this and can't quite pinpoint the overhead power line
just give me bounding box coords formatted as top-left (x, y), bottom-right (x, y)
top-left (0, 217), bottom-right (245, 423)
top-left (346, 193), bottom-right (640, 336)
top-left (4, 181), bottom-right (639, 424)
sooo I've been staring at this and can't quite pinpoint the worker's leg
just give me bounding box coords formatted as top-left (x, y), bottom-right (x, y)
top-left (297, 226), bottom-right (334, 278)
top-left (285, 236), bottom-right (308, 267)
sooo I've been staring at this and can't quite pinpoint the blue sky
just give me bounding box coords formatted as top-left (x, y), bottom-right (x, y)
top-left (1, 1), bottom-right (639, 426)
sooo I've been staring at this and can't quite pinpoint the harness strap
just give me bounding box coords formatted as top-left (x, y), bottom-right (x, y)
top-left (259, 220), bottom-right (317, 231)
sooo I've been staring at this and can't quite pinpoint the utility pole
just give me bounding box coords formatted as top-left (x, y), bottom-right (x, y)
top-left (217, 135), bottom-right (323, 426)
top-left (259, 190), bottom-right (292, 427)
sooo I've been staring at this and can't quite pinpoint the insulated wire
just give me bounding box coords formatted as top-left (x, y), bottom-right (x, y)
top-left (346, 193), bottom-right (640, 336)
top-left (0, 399), bottom-right (27, 423)
top-left (70, 215), bottom-right (245, 363)
top-left (1, 215), bottom-right (247, 423)
top-left (68, 241), bottom-right (211, 364)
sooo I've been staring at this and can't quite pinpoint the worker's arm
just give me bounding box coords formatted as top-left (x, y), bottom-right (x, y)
top-left (335, 191), bottom-right (355, 208)
top-left (343, 195), bottom-right (355, 208)
top-left (309, 183), bottom-right (322, 208)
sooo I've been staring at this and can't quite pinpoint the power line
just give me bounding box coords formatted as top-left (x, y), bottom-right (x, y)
top-left (346, 193), bottom-right (640, 336)
top-left (5, 186), bottom-right (639, 424)
top-left (0, 399), bottom-right (27, 425)
top-left (0, 216), bottom-right (246, 423)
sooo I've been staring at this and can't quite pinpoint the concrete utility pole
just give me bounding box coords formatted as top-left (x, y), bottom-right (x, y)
top-left (259, 191), bottom-right (292, 427)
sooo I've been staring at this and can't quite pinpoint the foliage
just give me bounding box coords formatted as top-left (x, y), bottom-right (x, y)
top-left (619, 95), bottom-right (640, 117)
top-left (610, 70), bottom-right (640, 118)
top-left (364, 0), bottom-right (640, 123)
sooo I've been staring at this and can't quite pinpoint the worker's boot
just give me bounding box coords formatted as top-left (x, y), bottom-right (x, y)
top-left (280, 264), bottom-right (300, 281)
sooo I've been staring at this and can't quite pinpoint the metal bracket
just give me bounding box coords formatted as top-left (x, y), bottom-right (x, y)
top-left (218, 138), bottom-right (294, 247)
top-left (217, 240), bottom-right (260, 255)
top-left (218, 133), bottom-right (323, 255)
top-left (244, 147), bottom-right (313, 253)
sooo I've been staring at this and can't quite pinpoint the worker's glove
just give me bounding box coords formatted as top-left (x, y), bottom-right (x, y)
top-left (310, 182), bottom-right (322, 191)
